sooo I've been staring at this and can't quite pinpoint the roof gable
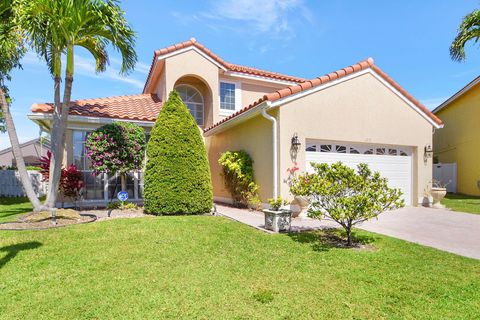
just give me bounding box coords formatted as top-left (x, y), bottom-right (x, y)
top-left (205, 58), bottom-right (443, 134)
top-left (433, 76), bottom-right (480, 114)
top-left (143, 38), bottom-right (306, 93)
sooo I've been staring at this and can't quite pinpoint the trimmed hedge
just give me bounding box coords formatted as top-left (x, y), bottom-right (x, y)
top-left (144, 90), bottom-right (213, 214)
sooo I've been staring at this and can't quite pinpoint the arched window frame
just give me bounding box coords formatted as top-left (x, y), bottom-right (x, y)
top-left (174, 84), bottom-right (205, 126)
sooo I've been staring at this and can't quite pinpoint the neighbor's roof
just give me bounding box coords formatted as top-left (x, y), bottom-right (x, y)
top-left (0, 137), bottom-right (50, 155)
top-left (31, 94), bottom-right (162, 122)
top-left (432, 75), bottom-right (480, 114)
top-left (143, 38), bottom-right (306, 92)
top-left (204, 58), bottom-right (443, 133)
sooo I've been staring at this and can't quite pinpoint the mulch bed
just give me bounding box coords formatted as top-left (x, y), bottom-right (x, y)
top-left (0, 214), bottom-right (97, 230)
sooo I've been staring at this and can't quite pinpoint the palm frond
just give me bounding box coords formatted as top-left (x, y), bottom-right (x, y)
top-left (76, 36), bottom-right (109, 73)
top-left (450, 10), bottom-right (480, 61)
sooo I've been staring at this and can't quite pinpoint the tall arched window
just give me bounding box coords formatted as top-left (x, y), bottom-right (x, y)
top-left (175, 85), bottom-right (204, 126)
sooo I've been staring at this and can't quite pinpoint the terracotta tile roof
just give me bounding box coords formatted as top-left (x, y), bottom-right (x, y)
top-left (31, 94), bottom-right (162, 122)
top-left (204, 58), bottom-right (443, 133)
top-left (143, 38), bottom-right (306, 92)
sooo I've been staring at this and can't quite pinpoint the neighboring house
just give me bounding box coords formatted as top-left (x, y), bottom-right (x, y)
top-left (0, 138), bottom-right (50, 167)
top-left (433, 76), bottom-right (480, 195)
top-left (29, 38), bottom-right (442, 206)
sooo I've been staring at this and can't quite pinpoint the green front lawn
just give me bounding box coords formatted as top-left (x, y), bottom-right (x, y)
top-left (442, 193), bottom-right (480, 215)
top-left (0, 201), bottom-right (478, 319)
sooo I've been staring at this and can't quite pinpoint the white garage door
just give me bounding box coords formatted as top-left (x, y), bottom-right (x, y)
top-left (305, 141), bottom-right (412, 205)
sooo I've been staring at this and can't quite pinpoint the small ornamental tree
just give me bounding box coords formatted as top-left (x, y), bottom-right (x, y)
top-left (291, 162), bottom-right (404, 246)
top-left (144, 90), bottom-right (213, 215)
top-left (85, 122), bottom-right (146, 193)
top-left (218, 150), bottom-right (260, 208)
top-left (39, 151), bottom-right (83, 207)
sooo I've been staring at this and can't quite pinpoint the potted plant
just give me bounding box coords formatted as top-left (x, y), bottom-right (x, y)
top-left (263, 197), bottom-right (292, 232)
top-left (431, 179), bottom-right (449, 208)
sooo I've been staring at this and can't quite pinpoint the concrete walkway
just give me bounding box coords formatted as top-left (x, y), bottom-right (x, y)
top-left (215, 204), bottom-right (480, 260)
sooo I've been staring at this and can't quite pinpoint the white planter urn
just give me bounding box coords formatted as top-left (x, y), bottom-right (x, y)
top-left (263, 209), bottom-right (292, 232)
top-left (431, 187), bottom-right (447, 208)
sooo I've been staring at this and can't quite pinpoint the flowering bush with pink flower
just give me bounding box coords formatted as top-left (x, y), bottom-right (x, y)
top-left (85, 122), bottom-right (146, 175)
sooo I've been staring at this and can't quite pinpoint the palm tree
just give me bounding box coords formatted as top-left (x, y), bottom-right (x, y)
top-left (0, 0), bottom-right (46, 211)
top-left (450, 9), bottom-right (480, 61)
top-left (14, 0), bottom-right (137, 208)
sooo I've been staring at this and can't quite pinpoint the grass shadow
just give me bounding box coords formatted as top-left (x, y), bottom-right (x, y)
top-left (287, 228), bottom-right (377, 252)
top-left (0, 241), bottom-right (42, 269)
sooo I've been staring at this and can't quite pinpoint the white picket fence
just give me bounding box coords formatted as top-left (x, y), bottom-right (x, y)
top-left (0, 170), bottom-right (46, 197)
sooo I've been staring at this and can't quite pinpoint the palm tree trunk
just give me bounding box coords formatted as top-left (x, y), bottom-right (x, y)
top-left (0, 87), bottom-right (45, 212)
top-left (45, 48), bottom-right (75, 208)
top-left (45, 75), bottom-right (73, 208)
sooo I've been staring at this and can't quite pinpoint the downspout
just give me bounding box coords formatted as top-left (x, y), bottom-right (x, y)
top-left (261, 103), bottom-right (278, 199)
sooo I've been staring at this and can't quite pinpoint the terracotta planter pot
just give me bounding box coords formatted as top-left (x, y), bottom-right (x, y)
top-left (263, 209), bottom-right (292, 232)
top-left (431, 187), bottom-right (447, 208)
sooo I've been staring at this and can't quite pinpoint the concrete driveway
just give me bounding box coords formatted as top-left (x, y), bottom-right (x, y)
top-left (358, 207), bottom-right (480, 260)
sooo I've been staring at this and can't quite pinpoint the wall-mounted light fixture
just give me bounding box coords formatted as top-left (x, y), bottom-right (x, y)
top-left (291, 133), bottom-right (301, 149)
top-left (424, 144), bottom-right (433, 159)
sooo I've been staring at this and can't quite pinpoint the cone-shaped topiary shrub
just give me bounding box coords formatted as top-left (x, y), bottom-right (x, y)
top-left (144, 90), bottom-right (213, 214)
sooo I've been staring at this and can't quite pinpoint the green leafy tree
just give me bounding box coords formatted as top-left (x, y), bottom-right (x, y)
top-left (13, 0), bottom-right (137, 208)
top-left (291, 162), bottom-right (404, 246)
top-left (144, 91), bottom-right (213, 215)
top-left (451, 9), bottom-right (480, 61)
top-left (85, 122), bottom-right (146, 193)
top-left (0, 0), bottom-right (46, 211)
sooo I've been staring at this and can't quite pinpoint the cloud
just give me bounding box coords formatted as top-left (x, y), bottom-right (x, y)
top-left (73, 55), bottom-right (145, 89)
top-left (191, 0), bottom-right (312, 37)
top-left (421, 97), bottom-right (448, 110)
top-left (22, 51), bottom-right (147, 89)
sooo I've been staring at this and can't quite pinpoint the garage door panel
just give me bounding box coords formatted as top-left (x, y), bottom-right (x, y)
top-left (306, 151), bottom-right (412, 205)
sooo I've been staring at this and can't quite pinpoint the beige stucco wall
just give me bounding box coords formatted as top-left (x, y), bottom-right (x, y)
top-left (433, 82), bottom-right (480, 195)
top-left (205, 113), bottom-right (275, 203)
top-left (159, 50), bottom-right (220, 126)
top-left (277, 72), bottom-right (434, 205)
top-left (148, 50), bottom-right (291, 128)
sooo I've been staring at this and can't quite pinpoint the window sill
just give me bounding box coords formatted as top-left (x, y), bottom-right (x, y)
top-left (219, 109), bottom-right (236, 117)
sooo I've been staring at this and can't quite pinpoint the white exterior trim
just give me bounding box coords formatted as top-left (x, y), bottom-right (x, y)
top-left (28, 113), bottom-right (155, 128)
top-left (224, 71), bottom-right (299, 86)
top-left (432, 76), bottom-right (480, 114)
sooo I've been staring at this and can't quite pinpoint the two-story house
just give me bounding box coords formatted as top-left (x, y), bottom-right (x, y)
top-left (29, 38), bottom-right (443, 207)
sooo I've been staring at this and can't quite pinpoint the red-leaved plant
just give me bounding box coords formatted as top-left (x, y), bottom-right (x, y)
top-left (39, 151), bottom-right (84, 204)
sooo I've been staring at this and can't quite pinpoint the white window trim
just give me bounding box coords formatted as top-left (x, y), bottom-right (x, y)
top-left (219, 80), bottom-right (242, 116)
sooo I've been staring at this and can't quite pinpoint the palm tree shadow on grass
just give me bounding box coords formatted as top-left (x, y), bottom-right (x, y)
top-left (0, 241), bottom-right (42, 269)
top-left (287, 228), bottom-right (377, 252)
